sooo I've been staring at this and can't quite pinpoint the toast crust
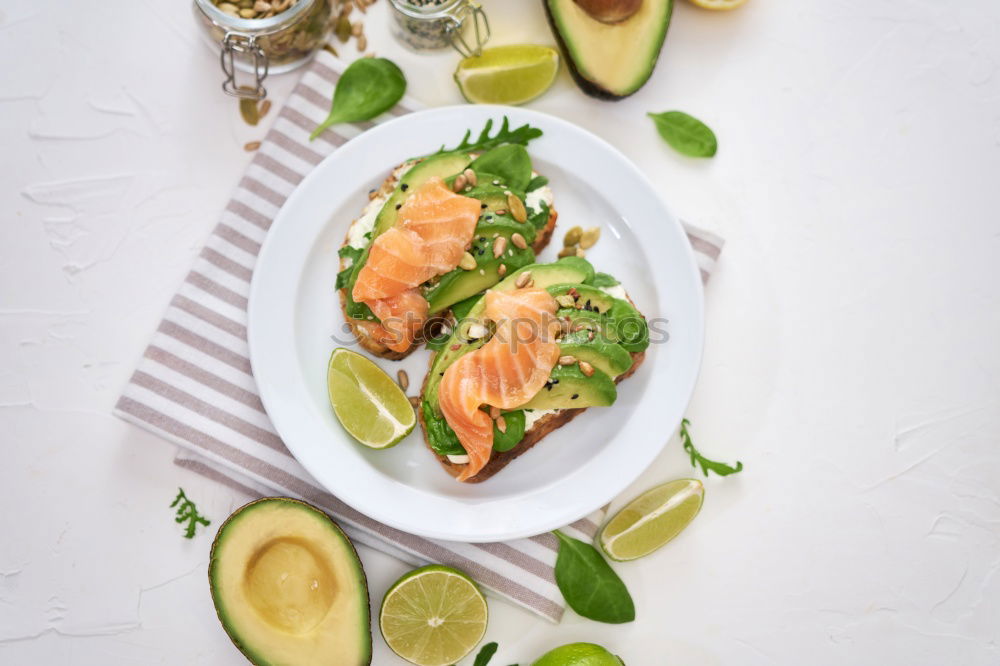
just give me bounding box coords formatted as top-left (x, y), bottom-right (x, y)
top-left (339, 163), bottom-right (558, 360)
top-left (418, 343), bottom-right (646, 483)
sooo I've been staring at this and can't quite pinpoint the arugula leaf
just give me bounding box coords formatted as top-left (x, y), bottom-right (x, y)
top-left (553, 530), bottom-right (635, 624)
top-left (170, 488), bottom-right (210, 539)
top-left (587, 272), bottom-right (620, 288)
top-left (526, 175), bottom-right (548, 193)
top-left (336, 245), bottom-right (364, 289)
top-left (310, 58), bottom-right (406, 141)
top-left (432, 117), bottom-right (542, 157)
top-left (472, 642), bottom-right (498, 666)
top-left (680, 418), bottom-right (743, 477)
top-left (648, 111), bottom-right (717, 158)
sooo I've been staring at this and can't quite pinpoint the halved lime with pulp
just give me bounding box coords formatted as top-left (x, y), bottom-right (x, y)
top-left (379, 564), bottom-right (488, 666)
top-left (327, 348), bottom-right (415, 449)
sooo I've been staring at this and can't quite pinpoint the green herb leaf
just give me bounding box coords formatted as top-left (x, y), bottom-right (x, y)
top-left (336, 246), bottom-right (364, 289)
top-left (432, 117), bottom-right (542, 157)
top-left (526, 175), bottom-right (548, 193)
top-left (648, 111), bottom-right (717, 158)
top-left (492, 410), bottom-right (525, 452)
top-left (680, 418), bottom-right (743, 477)
top-left (586, 272), bottom-right (620, 288)
top-left (472, 642), bottom-right (499, 666)
top-left (170, 488), bottom-right (210, 539)
top-left (553, 530), bottom-right (635, 623)
top-left (310, 58), bottom-right (406, 141)
top-left (469, 145), bottom-right (533, 192)
top-left (527, 200), bottom-right (550, 230)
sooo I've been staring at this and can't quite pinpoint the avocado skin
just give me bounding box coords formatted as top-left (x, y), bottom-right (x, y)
top-left (543, 0), bottom-right (674, 100)
top-left (209, 497), bottom-right (372, 666)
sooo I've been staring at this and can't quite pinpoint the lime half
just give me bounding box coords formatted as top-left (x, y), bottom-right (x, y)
top-left (379, 564), bottom-right (488, 666)
top-left (598, 479), bottom-right (704, 562)
top-left (455, 45), bottom-right (559, 105)
top-left (327, 348), bottom-right (415, 449)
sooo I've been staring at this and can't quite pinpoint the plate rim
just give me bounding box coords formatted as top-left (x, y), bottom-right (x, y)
top-left (248, 104), bottom-right (705, 542)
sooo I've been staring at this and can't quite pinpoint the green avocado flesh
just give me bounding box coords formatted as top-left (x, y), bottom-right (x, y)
top-left (544, 0), bottom-right (674, 99)
top-left (423, 258), bottom-right (643, 458)
top-left (343, 146), bottom-right (539, 322)
top-left (209, 498), bottom-right (371, 666)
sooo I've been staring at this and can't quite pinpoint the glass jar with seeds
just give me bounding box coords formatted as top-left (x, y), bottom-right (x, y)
top-left (193, 0), bottom-right (333, 100)
top-left (387, 0), bottom-right (489, 56)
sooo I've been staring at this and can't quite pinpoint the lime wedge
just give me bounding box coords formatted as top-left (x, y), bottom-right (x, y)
top-left (598, 479), bottom-right (704, 562)
top-left (687, 0), bottom-right (748, 9)
top-left (379, 565), bottom-right (488, 666)
top-left (455, 45), bottom-right (559, 105)
top-left (327, 348), bottom-right (415, 449)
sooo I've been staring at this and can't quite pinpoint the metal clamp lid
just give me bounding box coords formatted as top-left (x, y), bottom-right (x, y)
top-left (221, 32), bottom-right (269, 100)
top-left (444, 1), bottom-right (490, 57)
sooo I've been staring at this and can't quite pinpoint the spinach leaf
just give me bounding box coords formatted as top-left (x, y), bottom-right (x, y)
top-left (469, 145), bottom-right (532, 192)
top-left (587, 272), bottom-right (620, 288)
top-left (450, 294), bottom-right (481, 321)
top-left (432, 116), bottom-right (542, 157)
top-left (336, 245), bottom-right (364, 289)
top-left (553, 530), bottom-right (635, 624)
top-left (680, 418), bottom-right (743, 477)
top-left (492, 410), bottom-right (525, 452)
top-left (472, 642), bottom-right (498, 666)
top-left (526, 175), bottom-right (548, 193)
top-left (423, 403), bottom-right (467, 456)
top-left (648, 111), bottom-right (717, 158)
top-left (310, 58), bottom-right (406, 141)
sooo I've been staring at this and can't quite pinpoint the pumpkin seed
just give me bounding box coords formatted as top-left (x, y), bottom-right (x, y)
top-left (507, 193), bottom-right (527, 222)
top-left (564, 226), bottom-right (583, 246)
top-left (579, 227), bottom-right (601, 249)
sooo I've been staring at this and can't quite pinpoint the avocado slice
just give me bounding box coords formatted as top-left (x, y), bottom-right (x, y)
top-left (520, 363), bottom-right (617, 410)
top-left (209, 498), bottom-right (371, 666)
top-left (559, 339), bottom-right (634, 378)
top-left (544, 0), bottom-right (674, 99)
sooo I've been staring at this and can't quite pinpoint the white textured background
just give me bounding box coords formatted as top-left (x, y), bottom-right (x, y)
top-left (2, 0), bottom-right (999, 663)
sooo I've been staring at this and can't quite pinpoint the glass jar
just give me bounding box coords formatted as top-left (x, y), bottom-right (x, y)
top-left (387, 0), bottom-right (489, 56)
top-left (193, 0), bottom-right (333, 100)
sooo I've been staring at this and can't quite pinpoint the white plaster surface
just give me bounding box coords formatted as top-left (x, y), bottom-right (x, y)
top-left (1, 0), bottom-right (999, 663)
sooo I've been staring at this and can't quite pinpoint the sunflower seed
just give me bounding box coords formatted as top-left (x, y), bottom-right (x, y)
top-left (259, 99), bottom-right (272, 118)
top-left (515, 271), bottom-right (531, 288)
top-left (558, 355), bottom-right (577, 366)
top-left (253, 0), bottom-right (271, 11)
top-left (239, 7), bottom-right (257, 17)
top-left (452, 174), bottom-right (467, 193)
top-left (510, 232), bottom-right (527, 250)
top-left (218, 2), bottom-right (239, 15)
top-left (497, 264), bottom-right (507, 277)
top-left (496, 415), bottom-right (507, 433)
top-left (356, 34), bottom-right (367, 51)
top-left (493, 236), bottom-right (507, 258)
top-left (489, 406), bottom-right (500, 419)
top-left (397, 369), bottom-right (409, 391)
top-left (408, 396), bottom-right (421, 407)
top-left (459, 252), bottom-right (477, 270)
top-left (467, 323), bottom-right (488, 339)
top-left (579, 360), bottom-right (595, 377)
top-left (463, 168), bottom-right (477, 187)
top-left (351, 21), bottom-right (363, 36)
top-left (244, 141), bottom-right (261, 151)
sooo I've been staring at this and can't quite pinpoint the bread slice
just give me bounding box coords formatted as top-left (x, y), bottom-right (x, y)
top-left (339, 162), bottom-right (558, 360)
top-left (418, 349), bottom-right (645, 483)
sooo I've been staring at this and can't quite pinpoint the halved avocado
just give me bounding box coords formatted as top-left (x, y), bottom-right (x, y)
top-left (209, 498), bottom-right (371, 666)
top-left (544, 0), bottom-right (674, 99)
top-left (521, 363), bottom-right (617, 409)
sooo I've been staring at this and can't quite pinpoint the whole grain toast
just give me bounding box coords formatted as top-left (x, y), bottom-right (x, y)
top-left (339, 162), bottom-right (558, 360)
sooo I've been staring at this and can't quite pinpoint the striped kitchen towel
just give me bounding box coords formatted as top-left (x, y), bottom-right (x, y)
top-left (114, 50), bottom-right (723, 623)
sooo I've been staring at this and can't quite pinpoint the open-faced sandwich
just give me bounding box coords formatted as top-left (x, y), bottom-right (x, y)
top-left (338, 119), bottom-right (558, 359)
top-left (419, 257), bottom-right (650, 482)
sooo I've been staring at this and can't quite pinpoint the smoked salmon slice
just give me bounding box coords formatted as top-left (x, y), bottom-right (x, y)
top-left (438, 288), bottom-right (562, 481)
top-left (351, 177), bottom-right (481, 352)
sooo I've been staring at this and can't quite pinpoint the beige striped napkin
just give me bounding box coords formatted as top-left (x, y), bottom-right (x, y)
top-left (115, 51), bottom-right (723, 622)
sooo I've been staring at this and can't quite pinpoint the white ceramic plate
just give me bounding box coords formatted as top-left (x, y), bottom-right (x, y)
top-left (248, 106), bottom-right (703, 542)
